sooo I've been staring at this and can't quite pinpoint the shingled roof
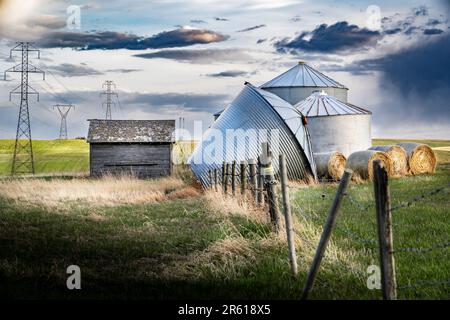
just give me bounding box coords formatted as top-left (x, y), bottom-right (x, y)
top-left (87, 120), bottom-right (175, 143)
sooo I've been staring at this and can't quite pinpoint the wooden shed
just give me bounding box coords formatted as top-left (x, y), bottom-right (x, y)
top-left (87, 119), bottom-right (175, 178)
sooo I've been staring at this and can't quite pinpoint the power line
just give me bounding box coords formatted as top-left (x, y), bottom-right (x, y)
top-left (101, 80), bottom-right (118, 120)
top-left (53, 104), bottom-right (75, 139)
top-left (3, 42), bottom-right (45, 175)
top-left (36, 60), bottom-right (87, 103)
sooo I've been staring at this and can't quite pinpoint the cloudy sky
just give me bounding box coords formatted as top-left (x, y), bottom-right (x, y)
top-left (0, 0), bottom-right (449, 140)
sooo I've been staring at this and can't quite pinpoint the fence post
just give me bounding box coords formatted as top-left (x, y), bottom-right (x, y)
top-left (301, 169), bottom-right (353, 300)
top-left (208, 170), bottom-right (213, 189)
top-left (231, 161), bottom-right (237, 196)
top-left (279, 153), bottom-right (298, 278)
top-left (214, 168), bottom-right (218, 192)
top-left (240, 161), bottom-right (247, 196)
top-left (224, 162), bottom-right (230, 194)
top-left (260, 142), bottom-right (280, 233)
top-left (257, 157), bottom-right (265, 206)
top-left (248, 159), bottom-right (257, 201)
top-left (221, 161), bottom-right (226, 193)
top-left (373, 160), bottom-right (397, 300)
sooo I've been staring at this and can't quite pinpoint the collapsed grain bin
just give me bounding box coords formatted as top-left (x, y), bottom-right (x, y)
top-left (314, 151), bottom-right (347, 181)
top-left (346, 150), bottom-right (392, 180)
top-left (87, 119), bottom-right (175, 178)
top-left (188, 83), bottom-right (317, 187)
top-left (295, 91), bottom-right (372, 158)
top-left (369, 145), bottom-right (408, 176)
top-left (397, 142), bottom-right (437, 174)
top-left (260, 61), bottom-right (349, 105)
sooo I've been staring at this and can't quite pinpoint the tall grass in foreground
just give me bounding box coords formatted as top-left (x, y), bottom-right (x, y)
top-left (0, 174), bottom-right (199, 208)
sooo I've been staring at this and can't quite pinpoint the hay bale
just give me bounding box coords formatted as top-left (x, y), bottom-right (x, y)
top-left (369, 145), bottom-right (408, 176)
top-left (397, 142), bottom-right (437, 174)
top-left (346, 150), bottom-right (392, 180)
top-left (314, 152), bottom-right (347, 181)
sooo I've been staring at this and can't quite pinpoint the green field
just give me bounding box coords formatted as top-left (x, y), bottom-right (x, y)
top-left (0, 139), bottom-right (449, 299)
top-left (0, 139), bottom-right (89, 176)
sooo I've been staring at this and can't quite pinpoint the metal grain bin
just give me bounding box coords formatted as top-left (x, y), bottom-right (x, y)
top-left (189, 83), bottom-right (317, 187)
top-left (260, 61), bottom-right (348, 105)
top-left (295, 91), bottom-right (372, 158)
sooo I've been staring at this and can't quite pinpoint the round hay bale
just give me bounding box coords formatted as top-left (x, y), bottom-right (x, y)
top-left (346, 150), bottom-right (392, 180)
top-left (369, 145), bottom-right (408, 176)
top-left (397, 142), bottom-right (437, 174)
top-left (314, 152), bottom-right (347, 181)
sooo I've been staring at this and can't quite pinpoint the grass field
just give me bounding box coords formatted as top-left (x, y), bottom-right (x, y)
top-left (0, 139), bottom-right (449, 299)
top-left (0, 139), bottom-right (89, 176)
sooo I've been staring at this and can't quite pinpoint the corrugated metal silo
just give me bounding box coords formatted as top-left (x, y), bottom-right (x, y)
top-left (261, 61), bottom-right (349, 105)
top-left (189, 83), bottom-right (317, 187)
top-left (295, 91), bottom-right (372, 158)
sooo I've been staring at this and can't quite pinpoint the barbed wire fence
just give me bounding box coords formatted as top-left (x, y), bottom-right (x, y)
top-left (205, 149), bottom-right (449, 300)
top-left (298, 160), bottom-right (450, 300)
top-left (388, 182), bottom-right (450, 295)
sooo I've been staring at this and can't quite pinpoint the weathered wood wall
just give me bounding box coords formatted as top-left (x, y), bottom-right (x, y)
top-left (90, 143), bottom-right (172, 178)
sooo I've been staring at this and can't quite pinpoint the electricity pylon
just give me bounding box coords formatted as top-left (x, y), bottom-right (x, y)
top-left (4, 42), bottom-right (45, 175)
top-left (101, 80), bottom-right (117, 120)
top-left (53, 104), bottom-right (75, 140)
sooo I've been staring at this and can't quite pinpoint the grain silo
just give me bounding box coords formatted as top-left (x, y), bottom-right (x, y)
top-left (260, 61), bottom-right (348, 105)
top-left (189, 83), bottom-right (317, 187)
top-left (295, 91), bottom-right (371, 158)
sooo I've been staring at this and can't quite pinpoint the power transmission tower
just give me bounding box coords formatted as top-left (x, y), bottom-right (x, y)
top-left (53, 104), bottom-right (75, 140)
top-left (4, 42), bottom-right (45, 175)
top-left (101, 80), bottom-right (117, 120)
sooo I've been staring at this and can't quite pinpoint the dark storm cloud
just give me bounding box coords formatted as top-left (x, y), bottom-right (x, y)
top-left (274, 21), bottom-right (382, 53)
top-left (404, 26), bottom-right (419, 35)
top-left (120, 92), bottom-right (230, 113)
top-left (134, 48), bottom-right (253, 64)
top-left (370, 34), bottom-right (450, 97)
top-left (380, 7), bottom-right (448, 38)
top-left (349, 34), bottom-right (450, 126)
top-left (426, 18), bottom-right (442, 26)
top-left (206, 70), bottom-right (250, 78)
top-left (237, 24), bottom-right (266, 33)
top-left (383, 28), bottom-right (402, 35)
top-left (47, 63), bottom-right (103, 77)
top-left (413, 5), bottom-right (428, 16)
top-left (139, 28), bottom-right (229, 48)
top-left (423, 28), bottom-right (444, 35)
top-left (38, 28), bottom-right (229, 50)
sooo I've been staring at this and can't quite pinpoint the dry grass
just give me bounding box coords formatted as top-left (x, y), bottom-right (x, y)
top-left (0, 174), bottom-right (196, 208)
top-left (203, 190), bottom-right (268, 223)
top-left (161, 188), bottom-right (367, 282)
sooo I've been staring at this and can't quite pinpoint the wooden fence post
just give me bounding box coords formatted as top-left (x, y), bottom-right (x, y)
top-left (301, 169), bottom-right (353, 300)
top-left (224, 163), bottom-right (230, 194)
top-left (221, 161), bottom-right (226, 193)
top-left (248, 159), bottom-right (257, 201)
top-left (231, 161), bottom-right (237, 196)
top-left (214, 168), bottom-right (218, 192)
top-left (257, 158), bottom-right (265, 206)
top-left (208, 170), bottom-right (213, 189)
top-left (240, 161), bottom-right (247, 196)
top-left (260, 142), bottom-right (280, 233)
top-left (279, 153), bottom-right (298, 278)
top-left (373, 160), bottom-right (397, 300)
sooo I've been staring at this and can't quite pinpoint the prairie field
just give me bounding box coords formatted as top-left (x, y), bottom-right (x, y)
top-left (0, 139), bottom-right (449, 299)
top-left (0, 139), bottom-right (89, 176)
